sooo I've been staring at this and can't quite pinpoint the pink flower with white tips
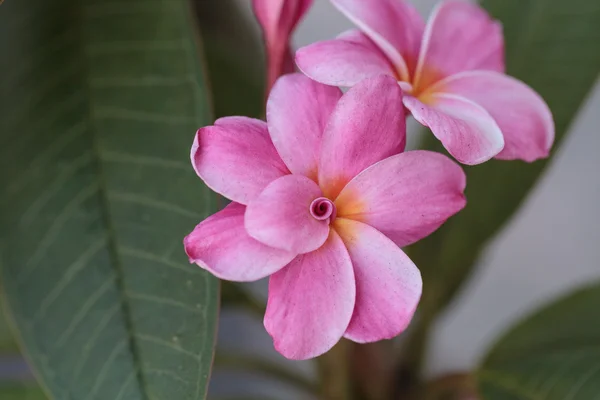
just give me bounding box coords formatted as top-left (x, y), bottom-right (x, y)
top-left (184, 74), bottom-right (466, 359)
top-left (296, 0), bottom-right (555, 165)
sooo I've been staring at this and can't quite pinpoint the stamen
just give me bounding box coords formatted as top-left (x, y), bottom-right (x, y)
top-left (310, 197), bottom-right (336, 221)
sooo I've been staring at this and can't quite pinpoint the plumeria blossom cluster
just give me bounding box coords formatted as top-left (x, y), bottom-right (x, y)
top-left (184, 0), bottom-right (554, 360)
top-left (185, 75), bottom-right (466, 359)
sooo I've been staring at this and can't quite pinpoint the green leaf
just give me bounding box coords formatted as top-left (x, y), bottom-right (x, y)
top-left (0, 385), bottom-right (47, 400)
top-left (0, 0), bottom-right (220, 399)
top-left (478, 282), bottom-right (600, 399)
top-left (195, 0), bottom-right (266, 118)
top-left (0, 298), bottom-right (19, 353)
top-left (411, 0), bottom-right (600, 314)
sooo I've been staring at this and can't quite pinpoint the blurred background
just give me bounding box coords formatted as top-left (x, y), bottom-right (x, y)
top-left (1, 0), bottom-right (598, 399)
top-left (210, 0), bottom-right (600, 398)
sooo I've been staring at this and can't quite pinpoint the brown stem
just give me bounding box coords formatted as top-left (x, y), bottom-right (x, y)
top-left (350, 341), bottom-right (395, 400)
top-left (421, 373), bottom-right (477, 400)
top-left (392, 300), bottom-right (436, 399)
top-left (317, 339), bottom-right (352, 400)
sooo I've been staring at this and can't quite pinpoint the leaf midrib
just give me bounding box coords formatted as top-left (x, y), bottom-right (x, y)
top-left (80, 0), bottom-right (214, 398)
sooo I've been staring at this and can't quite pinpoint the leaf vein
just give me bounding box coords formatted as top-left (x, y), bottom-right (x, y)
top-left (33, 238), bottom-right (108, 320)
top-left (119, 247), bottom-right (200, 275)
top-left (86, 339), bottom-right (129, 400)
top-left (134, 334), bottom-right (200, 361)
top-left (127, 291), bottom-right (204, 314)
top-left (93, 107), bottom-right (195, 124)
top-left (55, 276), bottom-right (116, 348)
top-left (108, 192), bottom-right (201, 218)
top-left (101, 151), bottom-right (189, 170)
top-left (18, 183), bottom-right (100, 282)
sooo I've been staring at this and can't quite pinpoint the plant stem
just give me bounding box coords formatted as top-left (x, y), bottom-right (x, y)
top-left (317, 339), bottom-right (351, 400)
top-left (350, 341), bottom-right (395, 400)
top-left (392, 300), bottom-right (436, 399)
top-left (421, 373), bottom-right (476, 400)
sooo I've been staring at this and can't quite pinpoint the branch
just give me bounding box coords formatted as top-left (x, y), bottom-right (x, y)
top-left (317, 340), bottom-right (352, 400)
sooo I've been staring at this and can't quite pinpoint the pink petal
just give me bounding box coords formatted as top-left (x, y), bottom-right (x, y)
top-left (252, 0), bottom-right (282, 38)
top-left (192, 117), bottom-right (289, 204)
top-left (282, 47), bottom-right (296, 75)
top-left (184, 203), bottom-right (295, 282)
top-left (334, 219), bottom-right (422, 342)
top-left (335, 151), bottom-right (466, 247)
top-left (331, 0), bottom-right (425, 80)
top-left (414, 1), bottom-right (504, 91)
top-left (295, 0), bottom-right (313, 22)
top-left (266, 46), bottom-right (296, 94)
top-left (318, 75), bottom-right (406, 199)
top-left (264, 230), bottom-right (355, 360)
top-left (404, 94), bottom-right (504, 165)
top-left (267, 74), bottom-right (342, 179)
top-left (252, 0), bottom-right (313, 37)
top-left (438, 71), bottom-right (554, 162)
top-left (252, 0), bottom-right (314, 91)
top-left (245, 174), bottom-right (330, 254)
top-left (296, 30), bottom-right (396, 87)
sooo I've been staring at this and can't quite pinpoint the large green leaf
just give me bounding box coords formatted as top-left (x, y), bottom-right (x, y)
top-left (478, 282), bottom-right (600, 399)
top-left (0, 300), bottom-right (46, 399)
top-left (0, 0), bottom-right (219, 399)
top-left (411, 0), bottom-right (600, 314)
top-left (0, 385), bottom-right (47, 400)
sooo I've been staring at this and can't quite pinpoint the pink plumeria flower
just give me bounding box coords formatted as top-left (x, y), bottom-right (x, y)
top-left (184, 74), bottom-right (466, 360)
top-left (252, 0), bottom-right (314, 93)
top-left (296, 0), bottom-right (555, 165)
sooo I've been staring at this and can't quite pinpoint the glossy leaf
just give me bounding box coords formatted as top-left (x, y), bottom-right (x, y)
top-left (411, 0), bottom-right (600, 314)
top-left (478, 282), bottom-right (600, 399)
top-left (0, 0), bottom-right (219, 399)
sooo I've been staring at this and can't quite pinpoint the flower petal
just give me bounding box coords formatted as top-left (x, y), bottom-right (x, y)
top-left (331, 0), bottom-right (425, 80)
top-left (192, 117), bottom-right (289, 204)
top-left (336, 151), bottom-right (466, 247)
top-left (267, 74), bottom-right (342, 178)
top-left (334, 219), bottom-right (422, 343)
top-left (266, 46), bottom-right (296, 95)
top-left (437, 71), bottom-right (555, 162)
top-left (414, 1), bottom-right (504, 91)
top-left (245, 174), bottom-right (330, 254)
top-left (252, 0), bottom-right (313, 38)
top-left (264, 230), bottom-right (355, 360)
top-left (319, 75), bottom-right (406, 198)
top-left (296, 30), bottom-right (396, 87)
top-left (404, 94), bottom-right (504, 165)
top-left (184, 203), bottom-right (295, 282)
top-left (252, 0), bottom-right (314, 91)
